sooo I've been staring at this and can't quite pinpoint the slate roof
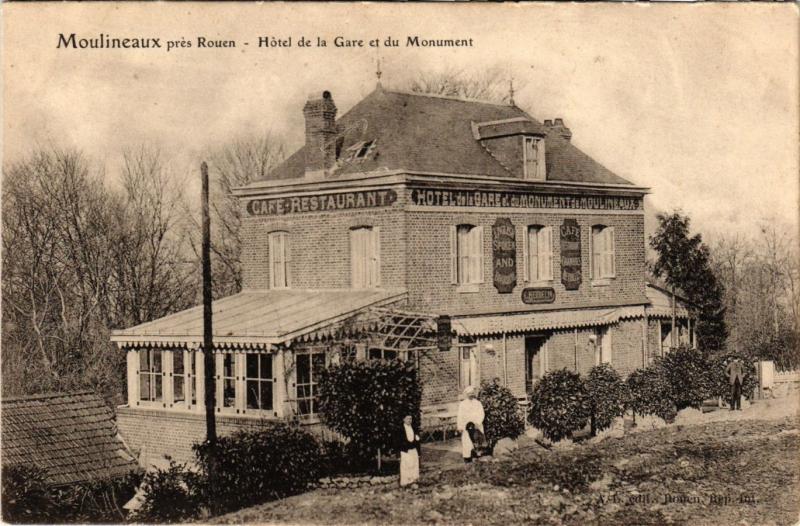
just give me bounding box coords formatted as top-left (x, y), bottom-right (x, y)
top-left (111, 288), bottom-right (407, 347)
top-left (1, 391), bottom-right (138, 486)
top-left (258, 87), bottom-right (635, 186)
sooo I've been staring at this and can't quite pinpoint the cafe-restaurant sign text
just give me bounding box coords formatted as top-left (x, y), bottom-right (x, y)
top-left (492, 217), bottom-right (517, 293)
top-left (521, 287), bottom-right (556, 304)
top-left (247, 189), bottom-right (397, 216)
top-left (411, 188), bottom-right (641, 211)
top-left (560, 218), bottom-right (582, 290)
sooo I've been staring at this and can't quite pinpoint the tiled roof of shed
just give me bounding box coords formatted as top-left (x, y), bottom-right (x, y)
top-left (1, 391), bottom-right (138, 486)
top-left (257, 88), bottom-right (634, 186)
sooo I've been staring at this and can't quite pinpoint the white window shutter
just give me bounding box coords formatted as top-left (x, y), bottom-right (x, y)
top-left (449, 225), bottom-right (458, 284)
top-left (268, 234), bottom-right (275, 289)
top-left (591, 227), bottom-right (600, 279)
top-left (350, 229), bottom-right (361, 288)
top-left (371, 226), bottom-right (381, 287)
top-left (537, 140), bottom-right (547, 180)
top-left (284, 234), bottom-right (291, 288)
top-left (606, 227), bottom-right (616, 278)
top-left (475, 226), bottom-right (484, 283)
top-left (521, 225), bottom-right (529, 282)
top-left (540, 226), bottom-right (553, 280)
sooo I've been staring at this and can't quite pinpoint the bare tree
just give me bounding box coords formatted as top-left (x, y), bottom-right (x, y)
top-left (404, 65), bottom-right (521, 104)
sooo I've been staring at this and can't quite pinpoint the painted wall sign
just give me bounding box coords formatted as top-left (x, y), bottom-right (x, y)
top-left (521, 287), bottom-right (556, 304)
top-left (436, 315), bottom-right (452, 352)
top-left (492, 217), bottom-right (517, 293)
top-left (560, 218), bottom-right (582, 290)
top-left (247, 189), bottom-right (397, 216)
top-left (410, 188), bottom-right (642, 211)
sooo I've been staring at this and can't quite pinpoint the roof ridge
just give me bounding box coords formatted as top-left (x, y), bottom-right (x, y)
top-left (382, 88), bottom-right (513, 107)
top-left (2, 390), bottom-right (98, 403)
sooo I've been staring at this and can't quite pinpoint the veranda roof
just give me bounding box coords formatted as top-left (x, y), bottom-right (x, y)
top-left (645, 284), bottom-right (691, 319)
top-left (453, 305), bottom-right (645, 337)
top-left (110, 288), bottom-right (406, 349)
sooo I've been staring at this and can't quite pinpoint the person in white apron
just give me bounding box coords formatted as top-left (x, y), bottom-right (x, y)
top-left (398, 415), bottom-right (420, 486)
top-left (456, 386), bottom-right (485, 463)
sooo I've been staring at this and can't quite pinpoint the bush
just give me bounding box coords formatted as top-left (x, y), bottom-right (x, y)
top-left (133, 460), bottom-right (204, 523)
top-left (529, 369), bottom-right (591, 442)
top-left (585, 364), bottom-right (629, 436)
top-left (656, 346), bottom-right (713, 410)
top-left (318, 439), bottom-right (372, 476)
top-left (317, 359), bottom-right (421, 465)
top-left (477, 378), bottom-right (525, 449)
top-left (707, 351), bottom-right (757, 401)
top-left (627, 366), bottom-right (677, 422)
top-left (194, 423), bottom-right (322, 514)
top-left (1, 464), bottom-right (57, 523)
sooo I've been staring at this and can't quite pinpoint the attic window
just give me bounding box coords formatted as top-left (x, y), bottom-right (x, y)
top-left (346, 140), bottom-right (377, 161)
top-left (524, 136), bottom-right (546, 180)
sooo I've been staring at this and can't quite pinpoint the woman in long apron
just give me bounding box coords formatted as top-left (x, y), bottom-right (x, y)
top-left (398, 415), bottom-right (420, 486)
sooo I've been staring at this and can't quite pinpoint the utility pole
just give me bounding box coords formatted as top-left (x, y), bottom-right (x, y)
top-left (201, 161), bottom-right (217, 511)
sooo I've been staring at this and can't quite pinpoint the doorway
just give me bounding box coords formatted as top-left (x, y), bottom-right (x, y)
top-left (525, 336), bottom-right (547, 393)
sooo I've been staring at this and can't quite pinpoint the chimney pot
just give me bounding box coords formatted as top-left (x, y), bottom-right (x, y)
top-left (544, 119), bottom-right (553, 127)
top-left (553, 118), bottom-right (564, 126)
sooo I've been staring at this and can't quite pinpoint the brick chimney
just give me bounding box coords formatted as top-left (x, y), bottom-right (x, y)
top-left (551, 118), bottom-right (572, 142)
top-left (303, 91), bottom-right (337, 178)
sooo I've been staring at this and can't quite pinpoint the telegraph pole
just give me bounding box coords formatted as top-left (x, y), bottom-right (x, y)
top-left (201, 161), bottom-right (217, 512)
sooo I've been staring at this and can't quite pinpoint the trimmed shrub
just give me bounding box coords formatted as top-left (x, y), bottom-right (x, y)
top-left (317, 359), bottom-right (421, 464)
top-left (529, 369), bottom-right (591, 442)
top-left (656, 346), bottom-right (713, 410)
top-left (1, 464), bottom-right (56, 524)
top-left (193, 423), bottom-right (322, 514)
top-left (133, 460), bottom-right (204, 523)
top-left (627, 366), bottom-right (677, 422)
top-left (707, 351), bottom-right (757, 401)
top-left (478, 378), bottom-right (525, 449)
top-left (585, 364), bottom-right (629, 436)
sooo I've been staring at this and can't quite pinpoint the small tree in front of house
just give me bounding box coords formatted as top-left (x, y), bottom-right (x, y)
top-left (317, 359), bottom-right (421, 471)
top-left (529, 369), bottom-right (591, 442)
top-left (585, 364), bottom-right (629, 436)
top-left (478, 378), bottom-right (525, 450)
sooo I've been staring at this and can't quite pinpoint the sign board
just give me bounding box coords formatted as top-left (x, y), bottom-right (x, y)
top-left (436, 315), bottom-right (452, 352)
top-left (410, 188), bottom-right (642, 211)
top-left (492, 217), bottom-right (517, 293)
top-left (560, 218), bottom-right (582, 290)
top-left (247, 189), bottom-right (397, 216)
top-left (521, 287), bottom-right (556, 304)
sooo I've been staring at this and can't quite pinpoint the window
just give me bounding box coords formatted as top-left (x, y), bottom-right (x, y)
top-left (350, 227), bottom-right (380, 288)
top-left (246, 354), bottom-right (273, 412)
top-left (346, 140), bottom-right (377, 161)
top-left (450, 225), bottom-right (484, 286)
top-left (459, 346), bottom-right (478, 390)
top-left (173, 350), bottom-right (193, 407)
top-left (296, 350), bottom-right (326, 417)
top-left (524, 226), bottom-right (553, 282)
top-left (139, 350), bottom-right (163, 402)
top-left (368, 348), bottom-right (399, 361)
top-left (217, 353), bottom-right (236, 410)
top-left (595, 327), bottom-right (612, 365)
top-left (591, 225), bottom-right (616, 280)
top-left (269, 231), bottom-right (290, 289)
top-left (524, 136), bottom-right (546, 180)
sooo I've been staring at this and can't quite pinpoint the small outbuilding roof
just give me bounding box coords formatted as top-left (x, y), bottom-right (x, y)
top-left (1, 391), bottom-right (138, 486)
top-left (111, 288), bottom-right (407, 348)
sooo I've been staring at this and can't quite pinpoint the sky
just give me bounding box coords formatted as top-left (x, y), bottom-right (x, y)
top-left (3, 3), bottom-right (798, 240)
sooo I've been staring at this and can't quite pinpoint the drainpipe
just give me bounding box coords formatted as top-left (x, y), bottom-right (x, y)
top-left (503, 332), bottom-right (508, 386)
top-left (574, 328), bottom-right (578, 371)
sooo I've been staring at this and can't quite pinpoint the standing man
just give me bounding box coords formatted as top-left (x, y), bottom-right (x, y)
top-left (725, 357), bottom-right (745, 410)
top-left (456, 386), bottom-right (485, 463)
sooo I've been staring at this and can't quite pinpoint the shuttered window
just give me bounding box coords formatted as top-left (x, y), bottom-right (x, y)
top-left (524, 137), bottom-right (546, 180)
top-left (268, 231), bottom-right (290, 289)
top-left (450, 225), bottom-right (484, 285)
top-left (350, 226), bottom-right (381, 288)
top-left (591, 225), bottom-right (616, 279)
top-left (524, 225), bottom-right (553, 281)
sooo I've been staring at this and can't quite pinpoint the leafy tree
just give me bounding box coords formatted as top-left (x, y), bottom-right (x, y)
top-left (317, 359), bottom-right (421, 469)
top-left (655, 346), bottom-right (713, 410)
top-left (132, 460), bottom-right (204, 523)
top-left (650, 212), bottom-right (727, 351)
top-left (707, 350), bottom-right (758, 401)
top-left (477, 378), bottom-right (525, 449)
top-left (529, 369), bottom-right (591, 442)
top-left (585, 364), bottom-right (629, 436)
top-left (627, 366), bottom-right (677, 422)
top-left (1, 465), bottom-right (56, 523)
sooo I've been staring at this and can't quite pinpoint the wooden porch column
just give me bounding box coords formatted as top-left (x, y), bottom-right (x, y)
top-left (274, 348), bottom-right (287, 418)
top-left (126, 348), bottom-right (139, 407)
top-left (195, 347), bottom-right (205, 413)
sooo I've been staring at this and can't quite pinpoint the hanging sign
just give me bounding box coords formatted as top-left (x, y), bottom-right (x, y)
top-left (492, 217), bottom-right (517, 293)
top-left (436, 315), bottom-right (452, 352)
top-left (521, 287), bottom-right (556, 304)
top-left (560, 218), bottom-right (582, 290)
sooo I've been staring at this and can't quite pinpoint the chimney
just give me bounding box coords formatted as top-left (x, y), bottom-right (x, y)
top-left (551, 118), bottom-right (572, 141)
top-left (543, 119), bottom-right (553, 127)
top-left (303, 91), bottom-right (338, 178)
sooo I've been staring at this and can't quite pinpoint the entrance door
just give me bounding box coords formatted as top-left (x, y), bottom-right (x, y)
top-left (459, 346), bottom-right (478, 390)
top-left (525, 336), bottom-right (546, 393)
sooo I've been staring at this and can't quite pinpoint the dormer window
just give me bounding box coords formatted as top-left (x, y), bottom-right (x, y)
top-left (346, 140), bottom-right (377, 162)
top-left (524, 136), bottom-right (546, 180)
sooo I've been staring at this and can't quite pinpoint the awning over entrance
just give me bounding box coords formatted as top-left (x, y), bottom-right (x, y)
top-left (110, 288), bottom-right (406, 349)
top-left (645, 284), bottom-right (690, 319)
top-left (453, 305), bottom-right (644, 337)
